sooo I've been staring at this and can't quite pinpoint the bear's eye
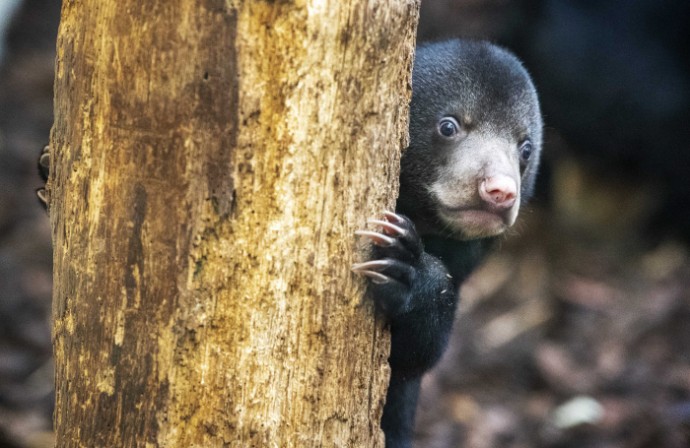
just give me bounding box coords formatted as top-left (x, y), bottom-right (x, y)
top-left (437, 117), bottom-right (460, 138)
top-left (519, 139), bottom-right (533, 163)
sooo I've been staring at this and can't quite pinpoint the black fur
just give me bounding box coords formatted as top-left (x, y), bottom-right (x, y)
top-left (355, 40), bottom-right (542, 448)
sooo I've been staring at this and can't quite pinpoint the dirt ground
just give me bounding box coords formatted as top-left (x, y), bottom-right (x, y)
top-left (1, 1), bottom-right (689, 447)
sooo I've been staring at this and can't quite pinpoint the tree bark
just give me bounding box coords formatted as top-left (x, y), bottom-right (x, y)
top-left (49, 1), bottom-right (418, 446)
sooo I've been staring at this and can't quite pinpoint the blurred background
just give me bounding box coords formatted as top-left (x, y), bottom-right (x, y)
top-left (1, 0), bottom-right (689, 447)
top-left (0, 0), bottom-right (58, 446)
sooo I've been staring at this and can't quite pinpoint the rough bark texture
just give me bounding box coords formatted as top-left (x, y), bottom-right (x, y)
top-left (49, 1), bottom-right (418, 446)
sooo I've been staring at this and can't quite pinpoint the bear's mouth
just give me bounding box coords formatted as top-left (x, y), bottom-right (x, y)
top-left (437, 204), bottom-right (516, 239)
top-left (441, 202), bottom-right (512, 218)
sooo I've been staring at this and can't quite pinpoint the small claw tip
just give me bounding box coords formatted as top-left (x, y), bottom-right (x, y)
top-left (36, 188), bottom-right (47, 204)
top-left (383, 211), bottom-right (405, 224)
top-left (371, 277), bottom-right (390, 285)
top-left (39, 152), bottom-right (50, 168)
top-left (351, 260), bottom-right (393, 272)
top-left (354, 230), bottom-right (395, 246)
top-left (353, 269), bottom-right (391, 284)
top-left (367, 219), bottom-right (406, 237)
top-left (351, 262), bottom-right (366, 272)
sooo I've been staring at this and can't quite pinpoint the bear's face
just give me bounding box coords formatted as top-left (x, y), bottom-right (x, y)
top-left (428, 129), bottom-right (526, 239)
top-left (400, 40), bottom-right (542, 240)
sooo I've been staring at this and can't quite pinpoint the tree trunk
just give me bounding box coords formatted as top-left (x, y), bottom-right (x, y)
top-left (49, 1), bottom-right (418, 446)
